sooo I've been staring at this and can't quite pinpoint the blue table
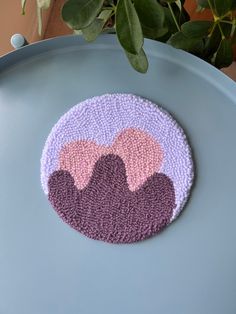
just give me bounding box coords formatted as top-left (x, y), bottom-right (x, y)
top-left (0, 35), bottom-right (236, 314)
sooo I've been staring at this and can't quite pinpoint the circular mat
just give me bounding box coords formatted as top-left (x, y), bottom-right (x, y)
top-left (41, 94), bottom-right (194, 243)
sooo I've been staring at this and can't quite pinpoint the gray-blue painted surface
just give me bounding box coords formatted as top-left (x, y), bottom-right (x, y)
top-left (0, 35), bottom-right (236, 314)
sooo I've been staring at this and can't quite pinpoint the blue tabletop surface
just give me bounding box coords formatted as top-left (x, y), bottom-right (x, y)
top-left (0, 35), bottom-right (236, 314)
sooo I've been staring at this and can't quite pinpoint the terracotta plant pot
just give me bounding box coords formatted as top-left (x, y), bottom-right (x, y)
top-left (185, 0), bottom-right (213, 20)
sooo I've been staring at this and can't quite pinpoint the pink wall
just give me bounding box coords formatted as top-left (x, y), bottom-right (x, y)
top-left (44, 0), bottom-right (72, 39)
top-left (0, 0), bottom-right (52, 56)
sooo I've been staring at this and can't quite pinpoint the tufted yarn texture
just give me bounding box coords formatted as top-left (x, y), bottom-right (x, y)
top-left (41, 94), bottom-right (194, 243)
top-left (58, 128), bottom-right (163, 191)
top-left (49, 155), bottom-right (175, 243)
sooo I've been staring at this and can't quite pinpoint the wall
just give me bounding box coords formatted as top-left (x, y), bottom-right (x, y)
top-left (0, 0), bottom-right (52, 55)
top-left (44, 0), bottom-right (72, 39)
top-left (0, 0), bottom-right (235, 80)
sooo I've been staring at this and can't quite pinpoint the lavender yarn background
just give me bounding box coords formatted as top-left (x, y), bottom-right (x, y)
top-left (41, 94), bottom-right (194, 220)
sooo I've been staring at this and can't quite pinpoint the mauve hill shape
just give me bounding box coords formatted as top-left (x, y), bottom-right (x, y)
top-left (48, 154), bottom-right (176, 244)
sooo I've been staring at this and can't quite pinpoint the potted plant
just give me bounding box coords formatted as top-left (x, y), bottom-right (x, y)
top-left (23, 0), bottom-right (236, 73)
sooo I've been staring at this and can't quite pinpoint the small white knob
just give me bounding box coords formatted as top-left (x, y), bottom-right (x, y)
top-left (10, 34), bottom-right (28, 49)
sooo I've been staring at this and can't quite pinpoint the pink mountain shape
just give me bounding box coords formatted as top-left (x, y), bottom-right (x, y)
top-left (58, 128), bottom-right (163, 191)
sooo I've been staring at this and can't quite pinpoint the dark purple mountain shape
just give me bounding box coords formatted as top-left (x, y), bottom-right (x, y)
top-left (48, 154), bottom-right (176, 243)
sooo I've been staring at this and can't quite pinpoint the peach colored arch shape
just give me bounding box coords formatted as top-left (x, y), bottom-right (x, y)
top-left (58, 128), bottom-right (164, 191)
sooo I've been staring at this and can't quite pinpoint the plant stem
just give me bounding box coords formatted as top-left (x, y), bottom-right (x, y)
top-left (207, 0), bottom-right (226, 40)
top-left (207, 0), bottom-right (214, 14)
top-left (221, 11), bottom-right (233, 20)
top-left (168, 3), bottom-right (181, 32)
top-left (230, 22), bottom-right (236, 38)
top-left (218, 23), bottom-right (225, 39)
top-left (209, 22), bottom-right (217, 36)
top-left (220, 20), bottom-right (233, 25)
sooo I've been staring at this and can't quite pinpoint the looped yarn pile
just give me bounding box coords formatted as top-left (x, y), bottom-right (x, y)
top-left (41, 94), bottom-right (194, 243)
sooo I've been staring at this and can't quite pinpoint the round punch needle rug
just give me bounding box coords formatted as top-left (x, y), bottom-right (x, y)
top-left (41, 94), bottom-right (194, 243)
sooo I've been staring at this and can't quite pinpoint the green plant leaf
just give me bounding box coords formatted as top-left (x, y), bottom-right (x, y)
top-left (157, 3), bottom-right (190, 43)
top-left (135, 0), bottom-right (167, 39)
top-left (82, 10), bottom-right (112, 41)
top-left (176, 4), bottom-right (190, 26)
top-left (134, 0), bottom-right (165, 29)
top-left (175, 0), bottom-right (182, 10)
top-left (98, 9), bottom-right (112, 22)
top-left (192, 39), bottom-right (205, 56)
top-left (232, 0), bottom-right (236, 9)
top-left (167, 2), bottom-right (189, 30)
top-left (182, 21), bottom-right (213, 38)
top-left (162, 0), bottom-right (176, 3)
top-left (163, 7), bottom-right (178, 33)
top-left (74, 30), bottom-right (83, 35)
top-left (36, 0), bottom-right (51, 9)
top-left (167, 31), bottom-right (200, 51)
top-left (21, 0), bottom-right (27, 15)
top-left (196, 5), bottom-right (206, 12)
top-left (203, 26), bottom-right (221, 57)
top-left (82, 19), bottom-right (104, 41)
top-left (142, 24), bottom-right (168, 39)
top-left (220, 20), bottom-right (232, 38)
top-left (162, 0), bottom-right (184, 6)
top-left (116, 0), bottom-right (143, 54)
top-left (232, 28), bottom-right (236, 44)
top-left (215, 38), bottom-right (233, 68)
top-left (62, 0), bottom-right (104, 30)
top-left (213, 0), bottom-right (232, 17)
top-left (125, 48), bottom-right (148, 73)
top-left (104, 0), bottom-right (113, 5)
